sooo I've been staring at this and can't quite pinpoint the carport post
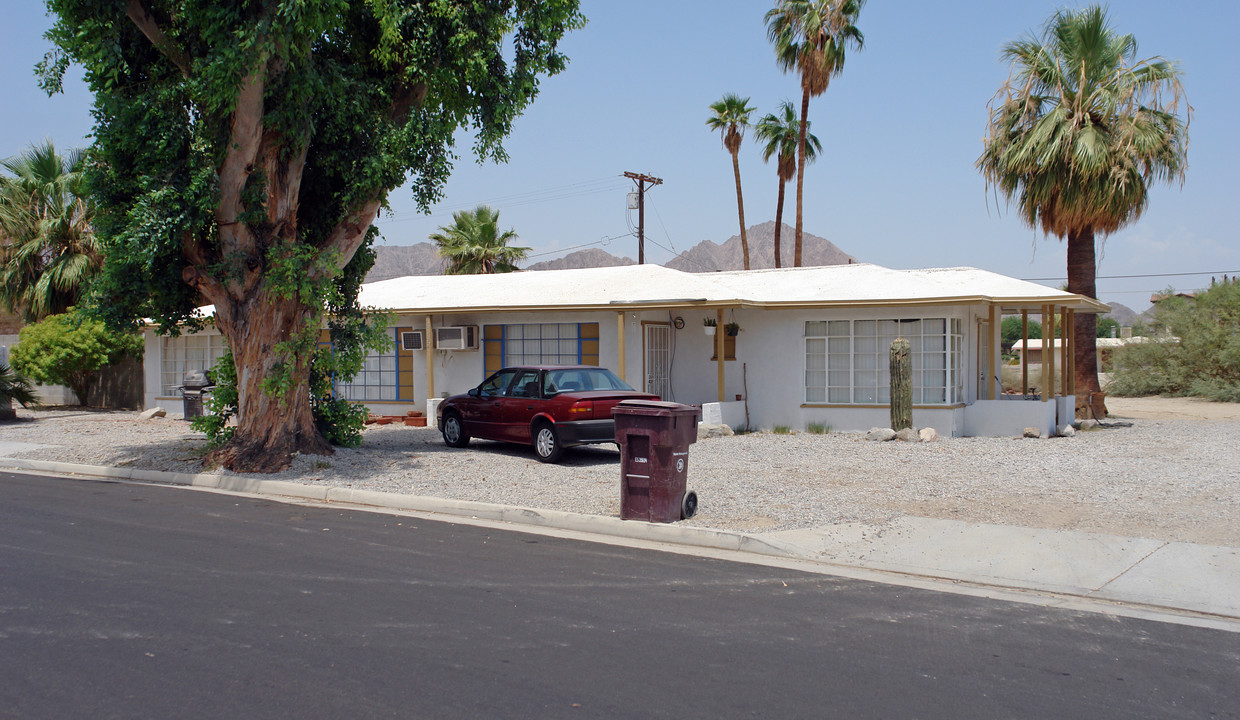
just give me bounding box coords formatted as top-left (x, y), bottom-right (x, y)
top-left (1021, 310), bottom-right (1029, 395)
top-left (425, 315), bottom-right (434, 400)
top-left (617, 311), bottom-right (626, 382)
top-left (716, 308), bottom-right (725, 402)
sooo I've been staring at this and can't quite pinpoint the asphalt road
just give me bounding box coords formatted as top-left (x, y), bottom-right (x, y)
top-left (1, 471), bottom-right (1237, 719)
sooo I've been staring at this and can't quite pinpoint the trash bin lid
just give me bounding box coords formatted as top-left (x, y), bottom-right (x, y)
top-left (613, 399), bottom-right (699, 417)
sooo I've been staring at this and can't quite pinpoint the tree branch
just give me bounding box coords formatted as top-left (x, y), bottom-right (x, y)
top-left (125, 0), bottom-right (190, 77)
top-left (215, 66), bottom-right (267, 249)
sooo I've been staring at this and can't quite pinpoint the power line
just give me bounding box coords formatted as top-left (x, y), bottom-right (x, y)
top-left (381, 176), bottom-right (629, 224)
top-left (1022, 269), bottom-right (1240, 282)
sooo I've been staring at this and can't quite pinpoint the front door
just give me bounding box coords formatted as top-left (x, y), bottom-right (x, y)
top-left (643, 322), bottom-right (671, 400)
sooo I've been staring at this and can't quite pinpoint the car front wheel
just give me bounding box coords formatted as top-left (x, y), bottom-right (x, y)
top-left (442, 412), bottom-right (470, 448)
top-left (533, 421), bottom-right (565, 463)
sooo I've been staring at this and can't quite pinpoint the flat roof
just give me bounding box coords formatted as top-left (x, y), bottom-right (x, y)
top-left (358, 263), bottom-right (1108, 314)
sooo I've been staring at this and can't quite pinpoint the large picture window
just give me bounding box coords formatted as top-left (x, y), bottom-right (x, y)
top-left (483, 322), bottom-right (600, 375)
top-left (333, 350), bottom-right (399, 401)
top-left (805, 318), bottom-right (963, 405)
top-left (160, 333), bottom-right (227, 396)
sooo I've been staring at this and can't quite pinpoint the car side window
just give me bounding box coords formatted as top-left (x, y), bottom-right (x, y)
top-left (510, 370), bottom-right (542, 398)
top-left (479, 370), bottom-right (518, 397)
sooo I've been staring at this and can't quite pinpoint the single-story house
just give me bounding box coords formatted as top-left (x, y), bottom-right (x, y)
top-left (141, 263), bottom-right (1106, 438)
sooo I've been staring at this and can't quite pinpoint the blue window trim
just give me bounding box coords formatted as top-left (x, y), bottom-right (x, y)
top-left (487, 322), bottom-right (587, 378)
top-left (319, 327), bottom-right (409, 401)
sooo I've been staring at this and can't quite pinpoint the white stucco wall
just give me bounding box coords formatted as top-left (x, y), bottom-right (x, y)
top-left (138, 301), bottom-right (1065, 438)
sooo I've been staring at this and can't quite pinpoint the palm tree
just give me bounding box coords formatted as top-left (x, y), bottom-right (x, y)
top-left (0, 360), bottom-right (38, 415)
top-left (429, 205), bottom-right (530, 275)
top-left (765, 0), bottom-right (864, 267)
top-left (755, 101), bottom-right (823, 268)
top-left (706, 94), bottom-right (757, 270)
top-left (978, 5), bottom-right (1189, 413)
top-left (0, 141), bottom-right (100, 322)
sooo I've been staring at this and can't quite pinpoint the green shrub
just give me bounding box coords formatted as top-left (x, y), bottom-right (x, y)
top-left (10, 312), bottom-right (143, 404)
top-left (772, 425), bottom-right (792, 434)
top-left (806, 422), bottom-right (830, 434)
top-left (1109, 281), bottom-right (1240, 401)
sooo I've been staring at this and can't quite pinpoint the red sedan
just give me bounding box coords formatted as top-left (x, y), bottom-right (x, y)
top-left (437, 365), bottom-right (660, 463)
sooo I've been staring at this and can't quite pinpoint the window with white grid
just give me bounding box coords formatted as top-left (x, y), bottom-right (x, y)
top-left (501, 323), bottom-right (582, 366)
top-left (805, 318), bottom-right (963, 405)
top-left (160, 333), bottom-right (227, 396)
top-left (333, 349), bottom-right (398, 401)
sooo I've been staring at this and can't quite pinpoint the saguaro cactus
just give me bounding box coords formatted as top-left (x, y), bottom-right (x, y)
top-left (890, 337), bottom-right (912, 431)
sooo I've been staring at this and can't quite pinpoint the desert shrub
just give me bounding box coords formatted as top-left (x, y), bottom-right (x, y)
top-left (806, 422), bottom-right (830, 434)
top-left (772, 425), bottom-right (792, 435)
top-left (1109, 281), bottom-right (1240, 401)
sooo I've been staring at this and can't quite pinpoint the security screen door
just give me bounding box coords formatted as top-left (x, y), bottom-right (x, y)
top-left (643, 322), bottom-right (671, 400)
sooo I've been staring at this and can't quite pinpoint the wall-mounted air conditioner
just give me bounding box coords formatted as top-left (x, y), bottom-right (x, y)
top-left (435, 325), bottom-right (479, 351)
top-left (400, 330), bottom-right (424, 351)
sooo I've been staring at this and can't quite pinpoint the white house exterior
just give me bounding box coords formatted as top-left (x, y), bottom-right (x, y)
top-left (141, 263), bottom-right (1106, 438)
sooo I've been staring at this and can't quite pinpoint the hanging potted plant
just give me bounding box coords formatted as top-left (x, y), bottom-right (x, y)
top-left (703, 318), bottom-right (717, 337)
top-left (724, 322), bottom-right (741, 337)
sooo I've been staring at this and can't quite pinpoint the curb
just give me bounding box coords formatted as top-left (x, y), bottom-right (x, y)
top-left (0, 457), bottom-right (797, 560)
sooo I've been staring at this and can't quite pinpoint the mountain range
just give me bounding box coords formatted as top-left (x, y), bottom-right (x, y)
top-left (366, 221), bottom-right (855, 281)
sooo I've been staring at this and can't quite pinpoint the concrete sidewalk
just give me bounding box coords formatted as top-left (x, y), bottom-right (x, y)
top-left (1, 452), bottom-right (1237, 627)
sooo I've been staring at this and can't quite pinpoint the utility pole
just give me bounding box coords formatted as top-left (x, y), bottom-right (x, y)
top-left (624, 171), bottom-right (662, 264)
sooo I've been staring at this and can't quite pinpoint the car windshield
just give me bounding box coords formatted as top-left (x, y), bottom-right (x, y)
top-left (543, 368), bottom-right (634, 395)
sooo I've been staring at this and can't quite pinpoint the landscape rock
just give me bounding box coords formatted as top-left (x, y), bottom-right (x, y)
top-left (918, 427), bottom-right (939, 443)
top-left (1022, 427), bottom-right (1041, 439)
top-left (1079, 419), bottom-right (1100, 430)
top-left (865, 427), bottom-right (897, 442)
top-left (1059, 424), bottom-right (1077, 437)
top-left (139, 407), bottom-right (167, 420)
top-left (895, 427), bottom-right (920, 442)
top-left (697, 423), bottom-right (734, 439)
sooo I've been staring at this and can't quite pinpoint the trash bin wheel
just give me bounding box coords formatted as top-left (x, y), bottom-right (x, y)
top-left (532, 421), bottom-right (565, 463)
top-left (441, 412), bottom-right (470, 448)
top-left (681, 490), bottom-right (698, 520)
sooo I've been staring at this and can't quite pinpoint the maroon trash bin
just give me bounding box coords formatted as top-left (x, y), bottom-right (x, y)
top-left (613, 400), bottom-right (700, 522)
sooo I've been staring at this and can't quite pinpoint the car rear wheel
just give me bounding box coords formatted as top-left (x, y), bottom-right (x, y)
top-left (533, 421), bottom-right (565, 463)
top-left (442, 412), bottom-right (470, 448)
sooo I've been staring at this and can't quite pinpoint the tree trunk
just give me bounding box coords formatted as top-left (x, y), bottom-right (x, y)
top-left (207, 290), bottom-right (333, 473)
top-left (773, 178), bottom-right (786, 269)
top-left (1066, 227), bottom-right (1105, 418)
top-left (731, 149), bottom-right (749, 270)
top-left (794, 88), bottom-right (810, 268)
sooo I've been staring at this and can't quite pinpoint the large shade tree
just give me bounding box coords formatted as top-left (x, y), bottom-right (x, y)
top-left (0, 141), bottom-right (101, 321)
top-left (978, 5), bottom-right (1189, 414)
top-left (430, 205), bottom-right (530, 274)
top-left (40, 0), bottom-right (584, 472)
top-left (765, 0), bottom-right (863, 267)
top-left (754, 101), bottom-right (822, 268)
top-left (706, 94), bottom-right (756, 270)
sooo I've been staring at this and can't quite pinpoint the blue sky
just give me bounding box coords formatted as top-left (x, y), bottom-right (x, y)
top-left (4, 1), bottom-right (1237, 311)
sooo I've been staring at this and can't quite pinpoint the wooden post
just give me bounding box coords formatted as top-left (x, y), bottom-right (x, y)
top-left (1067, 308), bottom-right (1076, 396)
top-left (616, 311), bottom-right (626, 382)
top-left (1040, 304), bottom-right (1049, 402)
top-left (1060, 307), bottom-right (1070, 398)
top-left (424, 316), bottom-right (434, 400)
top-left (716, 308), bottom-right (725, 402)
top-left (1021, 310), bottom-right (1029, 395)
top-left (987, 304), bottom-right (997, 400)
top-left (1046, 306), bottom-right (1056, 400)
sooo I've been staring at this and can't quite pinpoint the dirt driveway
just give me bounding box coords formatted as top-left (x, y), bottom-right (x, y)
top-left (1105, 396), bottom-right (1240, 421)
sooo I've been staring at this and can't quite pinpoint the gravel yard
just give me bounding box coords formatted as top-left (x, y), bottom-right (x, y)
top-left (1, 400), bottom-right (1237, 546)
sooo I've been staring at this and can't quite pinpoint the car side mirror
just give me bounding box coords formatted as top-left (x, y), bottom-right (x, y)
top-left (468, 387), bottom-right (480, 398)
